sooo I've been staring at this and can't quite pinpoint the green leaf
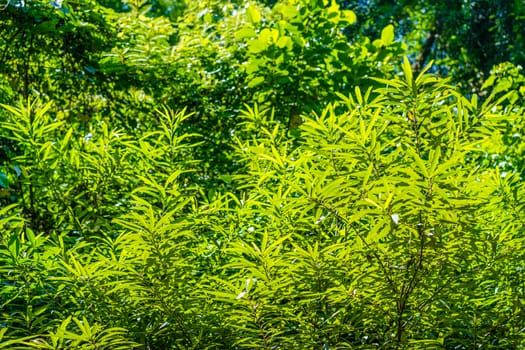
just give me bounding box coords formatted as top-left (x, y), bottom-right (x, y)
top-left (0, 173), bottom-right (8, 188)
top-left (280, 5), bottom-right (298, 19)
top-left (407, 147), bottom-right (429, 178)
top-left (235, 26), bottom-right (256, 40)
top-left (247, 76), bottom-right (265, 88)
top-left (428, 147), bottom-right (441, 177)
top-left (481, 75), bottom-right (496, 90)
top-left (8, 233), bottom-right (20, 261)
top-left (247, 39), bottom-right (267, 54)
top-left (25, 227), bottom-right (36, 247)
top-left (276, 36), bottom-right (292, 50)
top-left (259, 28), bottom-right (278, 44)
top-left (342, 10), bottom-right (357, 24)
top-left (246, 6), bottom-right (261, 24)
top-left (219, 174), bottom-right (233, 184)
top-left (381, 24), bottom-right (395, 46)
top-left (401, 56), bottom-right (414, 87)
top-left (494, 78), bottom-right (513, 94)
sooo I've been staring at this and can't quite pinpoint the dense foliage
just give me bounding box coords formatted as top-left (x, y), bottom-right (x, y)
top-left (343, 0), bottom-right (525, 93)
top-left (0, 0), bottom-right (524, 349)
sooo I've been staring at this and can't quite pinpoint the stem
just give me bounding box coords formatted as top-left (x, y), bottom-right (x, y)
top-left (411, 107), bottom-right (423, 157)
top-left (310, 197), bottom-right (399, 295)
top-left (394, 212), bottom-right (427, 348)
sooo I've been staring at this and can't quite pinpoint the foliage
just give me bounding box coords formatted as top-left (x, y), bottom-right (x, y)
top-left (90, 0), bottom-right (406, 179)
top-left (1, 59), bottom-right (524, 348)
top-left (341, 0), bottom-right (525, 93)
top-left (0, 0), bottom-right (524, 349)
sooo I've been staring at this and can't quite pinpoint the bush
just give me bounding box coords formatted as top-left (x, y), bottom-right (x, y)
top-left (1, 59), bottom-right (523, 349)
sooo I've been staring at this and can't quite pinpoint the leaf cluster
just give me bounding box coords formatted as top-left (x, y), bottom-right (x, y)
top-left (0, 59), bottom-right (523, 349)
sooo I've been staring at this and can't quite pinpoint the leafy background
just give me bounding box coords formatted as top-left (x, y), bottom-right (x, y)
top-left (0, 0), bottom-right (524, 349)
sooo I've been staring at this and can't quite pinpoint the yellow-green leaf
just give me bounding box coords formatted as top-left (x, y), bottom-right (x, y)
top-left (381, 24), bottom-right (395, 46)
top-left (247, 76), bottom-right (265, 88)
top-left (246, 6), bottom-right (261, 24)
top-left (235, 26), bottom-right (256, 40)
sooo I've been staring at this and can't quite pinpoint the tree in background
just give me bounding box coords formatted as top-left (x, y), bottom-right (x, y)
top-left (341, 0), bottom-right (525, 93)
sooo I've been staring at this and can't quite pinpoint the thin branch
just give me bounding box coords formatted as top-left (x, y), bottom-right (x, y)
top-left (309, 197), bottom-right (399, 296)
